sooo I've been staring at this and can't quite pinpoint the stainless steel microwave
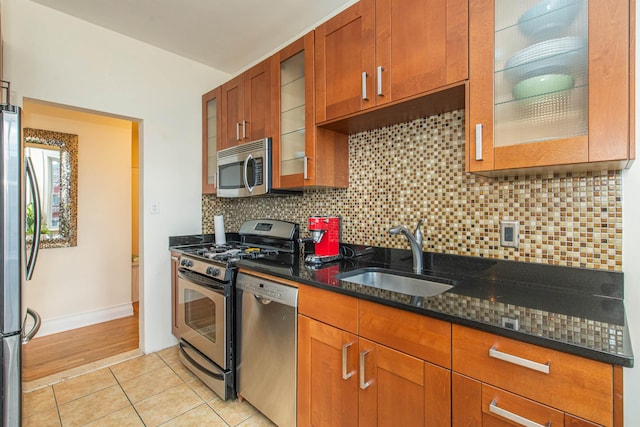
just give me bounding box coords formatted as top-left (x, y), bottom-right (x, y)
top-left (217, 138), bottom-right (299, 198)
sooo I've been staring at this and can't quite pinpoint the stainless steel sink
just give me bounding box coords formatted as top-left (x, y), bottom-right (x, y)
top-left (335, 268), bottom-right (453, 298)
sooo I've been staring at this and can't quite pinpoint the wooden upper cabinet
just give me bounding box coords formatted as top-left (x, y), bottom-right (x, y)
top-left (220, 58), bottom-right (271, 149)
top-left (467, 0), bottom-right (633, 175)
top-left (220, 74), bottom-right (243, 150)
top-left (202, 87), bottom-right (221, 194)
top-left (315, 0), bottom-right (468, 123)
top-left (245, 60), bottom-right (271, 141)
top-left (272, 32), bottom-right (349, 190)
top-left (375, 0), bottom-right (468, 104)
top-left (315, 1), bottom-right (375, 122)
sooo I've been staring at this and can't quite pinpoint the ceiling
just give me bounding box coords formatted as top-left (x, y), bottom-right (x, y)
top-left (31, 0), bottom-right (354, 74)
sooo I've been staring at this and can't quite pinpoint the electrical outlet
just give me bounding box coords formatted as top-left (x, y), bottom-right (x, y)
top-left (501, 315), bottom-right (519, 331)
top-left (500, 220), bottom-right (519, 248)
top-left (151, 201), bottom-right (160, 214)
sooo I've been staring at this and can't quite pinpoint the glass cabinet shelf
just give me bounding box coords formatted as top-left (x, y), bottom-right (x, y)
top-left (280, 51), bottom-right (306, 179)
top-left (494, 0), bottom-right (588, 148)
top-left (206, 98), bottom-right (217, 187)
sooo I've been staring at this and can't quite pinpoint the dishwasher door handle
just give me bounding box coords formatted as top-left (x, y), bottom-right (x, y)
top-left (254, 294), bottom-right (272, 305)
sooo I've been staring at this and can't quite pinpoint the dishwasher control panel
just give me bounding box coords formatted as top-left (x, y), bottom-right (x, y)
top-left (236, 273), bottom-right (298, 307)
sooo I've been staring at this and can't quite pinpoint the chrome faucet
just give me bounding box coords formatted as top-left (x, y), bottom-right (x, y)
top-left (389, 219), bottom-right (424, 274)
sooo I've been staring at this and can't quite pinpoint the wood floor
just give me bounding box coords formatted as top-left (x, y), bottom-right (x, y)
top-left (22, 302), bottom-right (139, 382)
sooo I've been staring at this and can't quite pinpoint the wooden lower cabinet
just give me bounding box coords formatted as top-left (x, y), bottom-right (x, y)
top-left (298, 315), bottom-right (358, 427)
top-left (298, 314), bottom-right (450, 427)
top-left (452, 325), bottom-right (613, 426)
top-left (359, 337), bottom-right (450, 427)
top-left (453, 373), bottom-right (602, 427)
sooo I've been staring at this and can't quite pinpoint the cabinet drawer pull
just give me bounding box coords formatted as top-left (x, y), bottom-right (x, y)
top-left (236, 122), bottom-right (241, 141)
top-left (242, 120), bottom-right (247, 140)
top-left (489, 400), bottom-right (550, 427)
top-left (475, 123), bottom-right (483, 160)
top-left (376, 66), bottom-right (384, 96)
top-left (362, 72), bottom-right (369, 101)
top-left (359, 350), bottom-right (371, 389)
top-left (342, 342), bottom-right (354, 380)
top-left (489, 347), bottom-right (550, 374)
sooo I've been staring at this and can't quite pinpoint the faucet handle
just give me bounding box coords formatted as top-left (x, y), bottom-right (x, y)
top-left (414, 219), bottom-right (424, 246)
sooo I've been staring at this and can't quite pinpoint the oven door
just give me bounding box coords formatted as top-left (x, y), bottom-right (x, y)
top-left (176, 271), bottom-right (228, 369)
top-left (217, 138), bottom-right (270, 197)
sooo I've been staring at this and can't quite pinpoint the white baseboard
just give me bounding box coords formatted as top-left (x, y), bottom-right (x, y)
top-left (35, 303), bottom-right (135, 337)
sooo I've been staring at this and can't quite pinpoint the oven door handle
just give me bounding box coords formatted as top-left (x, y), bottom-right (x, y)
top-left (179, 342), bottom-right (225, 381)
top-left (178, 269), bottom-right (225, 292)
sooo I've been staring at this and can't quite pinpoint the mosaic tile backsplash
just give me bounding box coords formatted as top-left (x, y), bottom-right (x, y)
top-left (203, 109), bottom-right (622, 271)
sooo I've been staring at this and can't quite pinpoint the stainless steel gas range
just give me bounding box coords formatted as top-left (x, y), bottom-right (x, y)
top-left (173, 219), bottom-right (299, 402)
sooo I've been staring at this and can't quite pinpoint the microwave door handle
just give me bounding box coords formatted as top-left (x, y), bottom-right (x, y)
top-left (25, 157), bottom-right (42, 280)
top-left (243, 154), bottom-right (255, 193)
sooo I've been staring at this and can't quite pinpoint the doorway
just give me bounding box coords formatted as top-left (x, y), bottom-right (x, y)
top-left (21, 99), bottom-right (142, 384)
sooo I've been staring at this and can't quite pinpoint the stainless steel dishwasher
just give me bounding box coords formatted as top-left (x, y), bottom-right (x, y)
top-left (235, 272), bottom-right (298, 427)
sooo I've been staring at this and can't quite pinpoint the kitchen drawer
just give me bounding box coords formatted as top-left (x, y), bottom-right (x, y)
top-left (452, 325), bottom-right (613, 426)
top-left (359, 300), bottom-right (451, 368)
top-left (481, 384), bottom-right (564, 427)
top-left (298, 284), bottom-right (358, 334)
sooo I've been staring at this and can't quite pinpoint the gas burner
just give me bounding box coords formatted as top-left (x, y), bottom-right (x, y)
top-left (207, 247), bottom-right (280, 262)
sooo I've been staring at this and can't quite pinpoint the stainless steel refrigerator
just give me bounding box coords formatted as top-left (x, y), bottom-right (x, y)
top-left (1, 91), bottom-right (42, 425)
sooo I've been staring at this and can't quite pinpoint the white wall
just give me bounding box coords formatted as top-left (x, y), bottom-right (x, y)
top-left (622, 4), bottom-right (640, 423)
top-left (22, 100), bottom-right (132, 331)
top-left (2, 0), bottom-right (230, 352)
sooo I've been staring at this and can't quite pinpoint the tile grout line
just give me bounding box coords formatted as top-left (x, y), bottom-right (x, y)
top-left (49, 385), bottom-right (63, 427)
top-left (107, 365), bottom-right (147, 427)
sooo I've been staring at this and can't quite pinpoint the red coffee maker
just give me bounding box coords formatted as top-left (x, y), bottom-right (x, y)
top-left (300, 216), bottom-right (342, 264)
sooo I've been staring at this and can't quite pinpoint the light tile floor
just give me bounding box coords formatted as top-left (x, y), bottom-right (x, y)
top-left (22, 346), bottom-right (276, 427)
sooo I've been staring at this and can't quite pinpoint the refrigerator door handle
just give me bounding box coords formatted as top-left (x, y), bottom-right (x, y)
top-left (22, 308), bottom-right (41, 344)
top-left (25, 156), bottom-right (42, 280)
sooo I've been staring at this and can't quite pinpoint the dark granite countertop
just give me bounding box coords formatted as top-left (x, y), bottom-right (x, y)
top-left (236, 244), bottom-right (633, 368)
top-left (169, 236), bottom-right (633, 367)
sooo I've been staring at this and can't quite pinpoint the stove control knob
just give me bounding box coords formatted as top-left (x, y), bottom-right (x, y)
top-left (206, 267), bottom-right (220, 276)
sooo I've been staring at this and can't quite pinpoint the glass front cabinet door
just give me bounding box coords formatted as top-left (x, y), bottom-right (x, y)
top-left (202, 87), bottom-right (221, 194)
top-left (468, 0), bottom-right (632, 175)
top-left (272, 32), bottom-right (348, 189)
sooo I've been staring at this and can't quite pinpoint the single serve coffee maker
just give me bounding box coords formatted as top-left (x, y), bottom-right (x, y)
top-left (299, 216), bottom-right (342, 264)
